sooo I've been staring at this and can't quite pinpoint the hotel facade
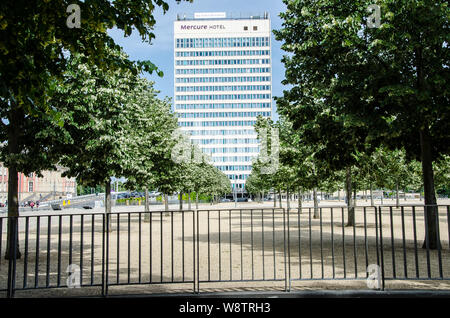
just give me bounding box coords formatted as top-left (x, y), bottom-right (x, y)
top-left (173, 12), bottom-right (272, 192)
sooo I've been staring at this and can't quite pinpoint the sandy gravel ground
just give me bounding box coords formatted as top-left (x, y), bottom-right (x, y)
top-left (1, 199), bottom-right (449, 297)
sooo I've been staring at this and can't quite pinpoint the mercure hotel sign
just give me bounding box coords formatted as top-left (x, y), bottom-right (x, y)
top-left (180, 24), bottom-right (226, 30)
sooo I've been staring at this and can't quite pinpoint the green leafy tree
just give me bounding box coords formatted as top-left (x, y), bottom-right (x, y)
top-left (0, 0), bottom-right (191, 258)
top-left (274, 0), bottom-right (449, 247)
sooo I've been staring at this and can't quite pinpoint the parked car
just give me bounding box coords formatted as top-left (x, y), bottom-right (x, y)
top-left (220, 198), bottom-right (232, 202)
top-left (236, 197), bottom-right (248, 202)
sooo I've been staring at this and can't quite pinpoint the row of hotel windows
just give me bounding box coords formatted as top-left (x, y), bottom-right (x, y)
top-left (202, 147), bottom-right (259, 154)
top-left (179, 120), bottom-right (257, 127)
top-left (212, 156), bottom-right (256, 163)
top-left (175, 102), bottom-right (271, 110)
top-left (176, 76), bottom-right (271, 83)
top-left (175, 59), bottom-right (270, 66)
top-left (217, 165), bottom-right (252, 172)
top-left (176, 85), bottom-right (271, 92)
top-left (175, 37), bottom-right (270, 48)
top-left (176, 50), bottom-right (270, 57)
top-left (175, 67), bottom-right (270, 75)
top-left (192, 138), bottom-right (258, 145)
top-left (176, 94), bottom-right (271, 101)
top-left (228, 174), bottom-right (249, 180)
top-left (177, 111), bottom-right (271, 119)
top-left (189, 129), bottom-right (257, 136)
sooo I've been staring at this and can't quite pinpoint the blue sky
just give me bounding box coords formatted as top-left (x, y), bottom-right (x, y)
top-left (108, 0), bottom-right (288, 120)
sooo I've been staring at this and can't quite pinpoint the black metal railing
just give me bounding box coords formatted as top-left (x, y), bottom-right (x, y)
top-left (1, 205), bottom-right (449, 297)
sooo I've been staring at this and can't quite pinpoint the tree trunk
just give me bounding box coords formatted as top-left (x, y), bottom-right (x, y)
top-left (353, 188), bottom-right (357, 207)
top-left (195, 192), bottom-right (199, 210)
top-left (286, 187), bottom-right (290, 212)
top-left (345, 167), bottom-right (355, 226)
top-left (370, 182), bottom-right (374, 206)
top-left (420, 126), bottom-right (440, 249)
top-left (273, 191), bottom-right (276, 208)
top-left (164, 193), bottom-right (169, 212)
top-left (298, 188), bottom-right (302, 214)
top-left (395, 182), bottom-right (399, 207)
top-left (179, 192), bottom-right (183, 210)
top-left (337, 189), bottom-right (340, 201)
top-left (5, 106), bottom-right (23, 260)
top-left (105, 181), bottom-right (112, 232)
top-left (144, 187), bottom-right (150, 222)
top-left (278, 189), bottom-right (282, 209)
top-left (313, 188), bottom-right (319, 219)
top-left (188, 191), bottom-right (192, 210)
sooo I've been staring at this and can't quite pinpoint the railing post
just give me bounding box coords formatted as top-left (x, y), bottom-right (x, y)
top-left (6, 216), bottom-right (18, 298)
top-left (377, 206), bottom-right (385, 291)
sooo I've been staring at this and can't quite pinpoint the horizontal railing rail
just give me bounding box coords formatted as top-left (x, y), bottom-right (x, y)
top-left (0, 205), bottom-right (449, 297)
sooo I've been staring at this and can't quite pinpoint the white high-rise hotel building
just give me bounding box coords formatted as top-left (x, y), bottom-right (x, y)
top-left (174, 12), bottom-right (272, 193)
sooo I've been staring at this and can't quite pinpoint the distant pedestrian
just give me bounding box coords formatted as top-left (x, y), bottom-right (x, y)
top-left (30, 201), bottom-right (35, 210)
top-left (36, 200), bottom-right (40, 210)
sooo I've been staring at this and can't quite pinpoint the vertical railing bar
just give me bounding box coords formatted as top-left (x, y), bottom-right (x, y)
top-left (117, 214), bottom-right (120, 284)
top-left (286, 208), bottom-right (291, 291)
top-left (400, 206), bottom-right (407, 278)
top-left (149, 212), bottom-right (152, 283)
top-left (320, 207), bottom-right (323, 279)
top-left (374, 206), bottom-right (380, 276)
top-left (127, 213), bottom-right (131, 284)
top-left (79, 215), bottom-right (83, 286)
top-left (272, 208), bottom-right (275, 280)
top-left (297, 207), bottom-right (302, 279)
top-left (196, 209), bottom-right (200, 293)
top-left (207, 210), bottom-right (210, 282)
top-left (91, 214), bottom-right (95, 286)
top-left (0, 218), bottom-right (2, 269)
top-left (139, 212), bottom-right (142, 284)
top-left (435, 206), bottom-right (443, 279)
top-left (35, 216), bottom-right (41, 288)
top-left (192, 210), bottom-right (196, 292)
top-left (46, 216), bottom-right (51, 288)
top-left (229, 210), bottom-right (232, 281)
top-left (23, 217), bottom-right (29, 289)
top-left (341, 208), bottom-right (346, 279)
top-left (412, 206), bottom-right (419, 278)
top-left (57, 215), bottom-right (62, 287)
top-left (68, 214), bottom-right (73, 285)
top-left (423, 206), bottom-right (431, 278)
top-left (250, 209), bottom-right (254, 281)
top-left (219, 210), bottom-right (222, 281)
top-left (160, 212), bottom-right (163, 283)
top-left (261, 209), bottom-right (265, 280)
top-left (331, 207), bottom-right (335, 279)
top-left (105, 212), bottom-right (110, 296)
top-left (378, 206), bottom-right (385, 290)
top-left (447, 206), bottom-right (450, 250)
top-left (363, 207), bottom-right (369, 276)
top-left (352, 207), bottom-right (357, 279)
top-left (171, 211), bottom-right (174, 283)
top-left (101, 214), bottom-right (105, 297)
top-left (389, 206), bottom-right (396, 278)
top-left (6, 216), bottom-right (18, 298)
top-left (309, 207), bottom-right (312, 279)
top-left (240, 209), bottom-right (244, 281)
top-left (182, 210), bottom-right (185, 282)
